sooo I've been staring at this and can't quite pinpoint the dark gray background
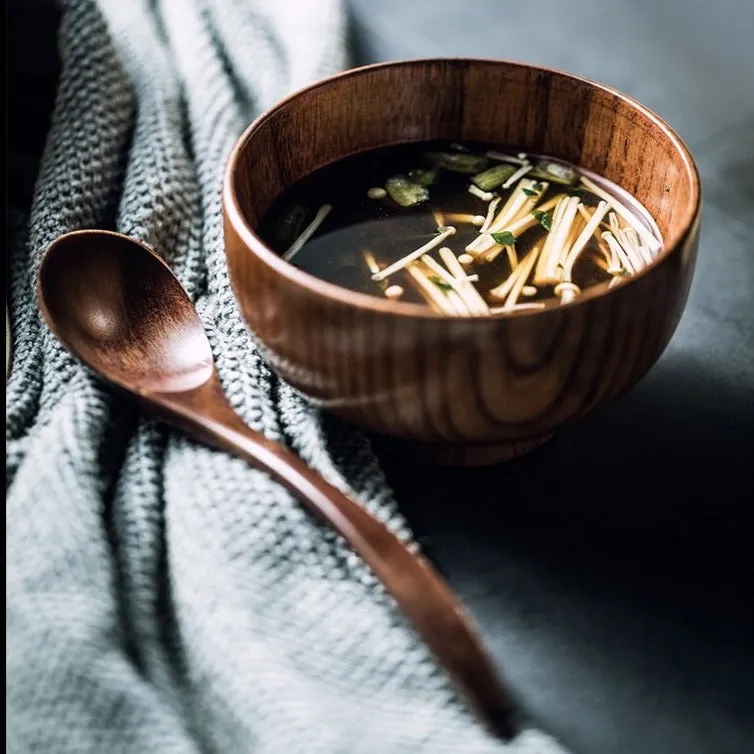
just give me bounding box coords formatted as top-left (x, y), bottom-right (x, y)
top-left (7, 2), bottom-right (753, 753)
top-left (348, 2), bottom-right (754, 753)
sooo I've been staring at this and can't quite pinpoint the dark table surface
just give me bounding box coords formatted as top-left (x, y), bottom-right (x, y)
top-left (349, 1), bottom-right (754, 753)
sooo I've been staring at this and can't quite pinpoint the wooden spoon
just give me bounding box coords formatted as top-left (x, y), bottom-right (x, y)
top-left (37, 229), bottom-right (513, 738)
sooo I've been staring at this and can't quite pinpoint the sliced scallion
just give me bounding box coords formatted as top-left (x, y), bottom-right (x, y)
top-left (425, 151), bottom-right (489, 173)
top-left (471, 163), bottom-right (517, 191)
top-left (385, 175), bottom-right (430, 207)
top-left (408, 167), bottom-right (438, 186)
top-left (529, 160), bottom-right (579, 185)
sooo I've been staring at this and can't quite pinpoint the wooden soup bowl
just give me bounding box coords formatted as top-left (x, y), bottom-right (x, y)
top-left (223, 58), bottom-right (700, 466)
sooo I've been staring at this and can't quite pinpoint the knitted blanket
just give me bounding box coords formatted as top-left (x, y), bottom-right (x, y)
top-left (6, 2), bottom-right (569, 752)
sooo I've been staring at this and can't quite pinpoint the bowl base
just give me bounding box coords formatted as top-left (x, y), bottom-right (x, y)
top-left (371, 433), bottom-right (554, 467)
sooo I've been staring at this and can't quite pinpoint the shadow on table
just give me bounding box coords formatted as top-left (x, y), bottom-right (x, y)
top-left (379, 350), bottom-right (753, 754)
top-left (383, 348), bottom-right (753, 629)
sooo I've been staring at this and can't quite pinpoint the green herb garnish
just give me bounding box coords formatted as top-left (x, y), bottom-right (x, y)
top-left (430, 276), bottom-right (453, 291)
top-left (522, 188), bottom-right (538, 196)
top-left (491, 231), bottom-right (516, 246)
top-left (533, 210), bottom-right (553, 231)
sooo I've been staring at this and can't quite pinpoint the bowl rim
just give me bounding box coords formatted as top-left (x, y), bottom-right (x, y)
top-left (223, 56), bottom-right (701, 320)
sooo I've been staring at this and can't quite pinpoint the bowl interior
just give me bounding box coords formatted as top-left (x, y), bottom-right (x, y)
top-left (229, 58), bottom-right (698, 261)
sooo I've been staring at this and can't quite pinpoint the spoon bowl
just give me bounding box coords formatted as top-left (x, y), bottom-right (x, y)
top-left (38, 230), bottom-right (213, 393)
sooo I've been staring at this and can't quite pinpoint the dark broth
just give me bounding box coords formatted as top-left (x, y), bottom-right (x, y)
top-left (258, 141), bottom-right (662, 314)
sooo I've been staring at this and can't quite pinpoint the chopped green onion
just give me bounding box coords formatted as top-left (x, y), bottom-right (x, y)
top-left (408, 167), bottom-right (438, 186)
top-left (529, 160), bottom-right (579, 185)
top-left (533, 210), bottom-right (553, 232)
top-left (491, 231), bottom-right (516, 246)
top-left (430, 276), bottom-right (454, 291)
top-left (385, 175), bottom-right (430, 207)
top-left (425, 151), bottom-right (489, 173)
top-left (471, 163), bottom-right (517, 191)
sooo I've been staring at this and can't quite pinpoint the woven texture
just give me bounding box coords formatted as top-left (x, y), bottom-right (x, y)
top-left (6, 2), bottom-right (569, 752)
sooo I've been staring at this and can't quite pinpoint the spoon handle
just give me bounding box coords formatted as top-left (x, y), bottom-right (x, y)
top-left (163, 386), bottom-right (513, 738)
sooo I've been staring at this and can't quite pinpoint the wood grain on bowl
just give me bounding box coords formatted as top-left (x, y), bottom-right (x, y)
top-left (224, 59), bottom-right (700, 465)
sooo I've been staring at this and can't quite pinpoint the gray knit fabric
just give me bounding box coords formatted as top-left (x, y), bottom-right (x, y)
top-left (6, 2), bottom-right (570, 752)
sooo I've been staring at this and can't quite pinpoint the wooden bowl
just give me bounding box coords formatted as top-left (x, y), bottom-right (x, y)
top-left (223, 58), bottom-right (700, 466)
